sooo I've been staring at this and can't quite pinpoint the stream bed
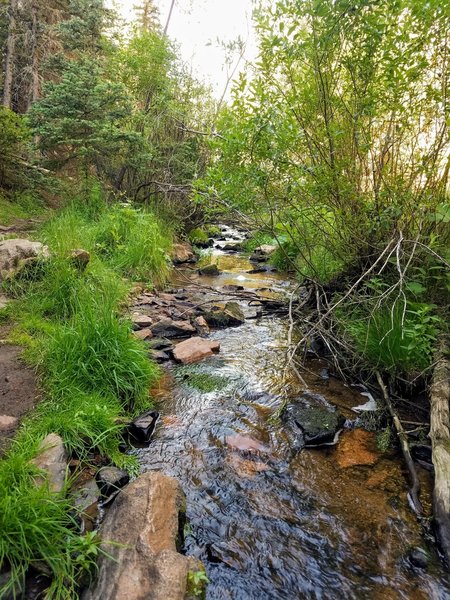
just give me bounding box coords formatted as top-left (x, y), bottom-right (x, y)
top-left (136, 226), bottom-right (450, 600)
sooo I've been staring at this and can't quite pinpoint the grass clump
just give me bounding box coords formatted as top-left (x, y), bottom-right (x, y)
top-left (188, 227), bottom-right (209, 245)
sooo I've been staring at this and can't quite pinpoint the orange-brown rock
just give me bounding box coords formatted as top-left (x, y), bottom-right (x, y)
top-left (336, 428), bottom-right (379, 468)
top-left (83, 471), bottom-right (199, 600)
top-left (171, 242), bottom-right (196, 265)
top-left (173, 336), bottom-right (220, 364)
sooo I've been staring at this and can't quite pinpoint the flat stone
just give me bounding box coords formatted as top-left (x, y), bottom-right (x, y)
top-left (31, 433), bottom-right (68, 493)
top-left (133, 327), bottom-right (153, 340)
top-left (82, 472), bottom-right (192, 600)
top-left (149, 349), bottom-right (171, 362)
top-left (0, 414), bottom-right (19, 432)
top-left (131, 314), bottom-right (153, 330)
top-left (151, 318), bottom-right (196, 338)
top-left (173, 336), bottom-right (220, 364)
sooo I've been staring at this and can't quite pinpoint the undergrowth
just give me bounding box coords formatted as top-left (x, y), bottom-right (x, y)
top-left (0, 183), bottom-right (172, 598)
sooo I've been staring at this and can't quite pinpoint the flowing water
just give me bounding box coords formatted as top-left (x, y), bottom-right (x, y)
top-left (137, 226), bottom-right (450, 600)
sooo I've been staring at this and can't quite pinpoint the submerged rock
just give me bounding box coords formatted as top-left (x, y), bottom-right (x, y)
top-left (198, 263), bottom-right (221, 276)
top-left (173, 336), bottom-right (220, 364)
top-left (291, 406), bottom-right (344, 446)
top-left (128, 410), bottom-right (159, 444)
top-left (31, 433), bottom-right (68, 493)
top-left (82, 472), bottom-right (195, 600)
top-left (335, 429), bottom-right (379, 468)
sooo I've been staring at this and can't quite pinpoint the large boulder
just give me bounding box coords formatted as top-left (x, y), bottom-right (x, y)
top-left (83, 471), bottom-right (198, 600)
top-left (173, 336), bottom-right (220, 364)
top-left (151, 318), bottom-right (196, 338)
top-left (31, 433), bottom-right (68, 493)
top-left (198, 263), bottom-right (221, 276)
top-left (171, 243), bottom-right (196, 265)
top-left (0, 239), bottom-right (50, 280)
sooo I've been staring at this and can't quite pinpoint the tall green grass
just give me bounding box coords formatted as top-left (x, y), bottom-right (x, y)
top-left (0, 186), bottom-right (172, 598)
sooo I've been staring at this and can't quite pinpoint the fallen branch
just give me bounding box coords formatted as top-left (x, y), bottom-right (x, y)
top-left (376, 371), bottom-right (423, 517)
top-left (429, 340), bottom-right (450, 564)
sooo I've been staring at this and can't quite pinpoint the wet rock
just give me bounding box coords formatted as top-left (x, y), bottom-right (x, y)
top-left (226, 434), bottom-right (270, 453)
top-left (96, 466), bottom-right (129, 502)
top-left (202, 302), bottom-right (245, 328)
top-left (0, 414), bottom-right (18, 432)
top-left (198, 263), bottom-right (221, 276)
top-left (173, 336), bottom-right (220, 364)
top-left (222, 284), bottom-right (244, 292)
top-left (128, 410), bottom-right (159, 444)
top-left (133, 327), bottom-right (153, 341)
top-left (336, 429), bottom-right (379, 468)
top-left (171, 242), bottom-right (196, 265)
top-left (72, 478), bottom-right (100, 532)
top-left (0, 239), bottom-right (50, 280)
top-left (70, 249), bottom-right (90, 272)
top-left (194, 315), bottom-right (209, 335)
top-left (149, 338), bottom-right (174, 352)
top-left (285, 404), bottom-right (345, 447)
top-left (221, 243), bottom-right (243, 252)
top-left (149, 349), bottom-right (171, 362)
top-left (407, 547), bottom-right (429, 570)
top-left (131, 314), bottom-right (153, 330)
top-left (151, 317), bottom-right (196, 338)
top-left (250, 244), bottom-right (277, 262)
top-left (82, 472), bottom-right (192, 600)
top-left (31, 433), bottom-right (68, 493)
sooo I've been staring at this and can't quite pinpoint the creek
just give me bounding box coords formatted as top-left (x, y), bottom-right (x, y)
top-left (136, 226), bottom-right (450, 600)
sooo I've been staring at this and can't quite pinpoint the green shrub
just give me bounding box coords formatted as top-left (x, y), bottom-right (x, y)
top-left (343, 300), bottom-right (441, 375)
top-left (188, 227), bottom-right (209, 245)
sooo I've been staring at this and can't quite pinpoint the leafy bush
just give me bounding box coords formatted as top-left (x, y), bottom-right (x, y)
top-left (343, 300), bottom-right (441, 375)
top-left (188, 227), bottom-right (209, 245)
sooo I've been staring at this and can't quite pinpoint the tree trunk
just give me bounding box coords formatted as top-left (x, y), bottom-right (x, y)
top-left (430, 340), bottom-right (450, 564)
top-left (2, 0), bottom-right (18, 109)
top-left (29, 4), bottom-right (40, 107)
top-left (163, 0), bottom-right (175, 35)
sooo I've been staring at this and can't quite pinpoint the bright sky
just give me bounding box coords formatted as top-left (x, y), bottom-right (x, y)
top-left (113, 0), bottom-right (258, 97)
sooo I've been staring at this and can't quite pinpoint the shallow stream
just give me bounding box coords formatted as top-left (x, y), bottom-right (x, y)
top-left (137, 226), bottom-right (450, 600)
